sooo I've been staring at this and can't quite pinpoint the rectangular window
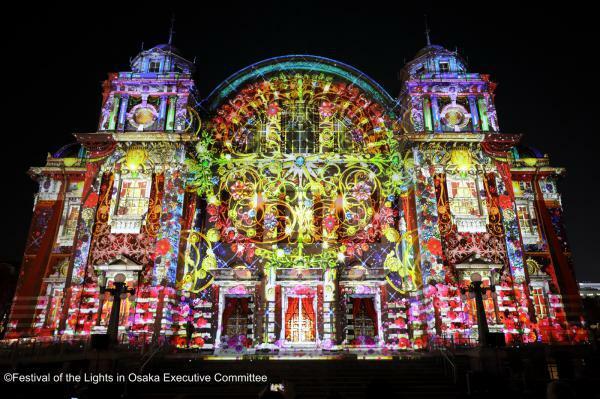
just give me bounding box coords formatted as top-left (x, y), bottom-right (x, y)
top-left (439, 62), bottom-right (450, 73)
top-left (477, 98), bottom-right (490, 131)
top-left (60, 203), bottom-right (80, 241)
top-left (56, 182), bottom-right (83, 247)
top-left (149, 61), bottom-right (161, 73)
top-left (282, 102), bottom-right (317, 154)
top-left (516, 204), bottom-right (536, 235)
top-left (447, 175), bottom-right (487, 233)
top-left (222, 297), bottom-right (251, 337)
top-left (516, 202), bottom-right (540, 245)
top-left (448, 177), bottom-right (482, 217)
top-left (116, 178), bottom-right (150, 218)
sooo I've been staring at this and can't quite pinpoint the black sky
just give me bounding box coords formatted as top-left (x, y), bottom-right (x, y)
top-left (3, 3), bottom-right (599, 281)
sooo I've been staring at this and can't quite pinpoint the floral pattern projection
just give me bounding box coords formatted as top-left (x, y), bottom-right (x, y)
top-left (185, 73), bottom-right (424, 348)
top-left (63, 141), bottom-right (192, 339)
top-left (7, 46), bottom-right (588, 351)
top-left (411, 143), bottom-right (533, 344)
top-left (63, 144), bottom-right (116, 336)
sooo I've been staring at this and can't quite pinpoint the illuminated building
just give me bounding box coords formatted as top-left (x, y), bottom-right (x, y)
top-left (5, 41), bottom-right (588, 352)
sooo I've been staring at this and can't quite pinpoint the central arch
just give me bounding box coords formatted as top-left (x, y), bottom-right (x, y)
top-left (203, 55), bottom-right (400, 114)
top-left (182, 55), bottom-right (418, 301)
top-left (204, 55), bottom-right (402, 156)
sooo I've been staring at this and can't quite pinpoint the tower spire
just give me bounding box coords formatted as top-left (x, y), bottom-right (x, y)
top-left (424, 14), bottom-right (431, 46)
top-left (168, 14), bottom-right (175, 46)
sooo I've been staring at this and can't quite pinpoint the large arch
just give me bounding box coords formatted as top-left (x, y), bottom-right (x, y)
top-left (201, 55), bottom-right (403, 155)
top-left (203, 55), bottom-right (400, 115)
top-left (183, 55), bottom-right (416, 297)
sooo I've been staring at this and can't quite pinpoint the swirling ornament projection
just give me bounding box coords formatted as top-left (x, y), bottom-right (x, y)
top-left (188, 72), bottom-right (411, 269)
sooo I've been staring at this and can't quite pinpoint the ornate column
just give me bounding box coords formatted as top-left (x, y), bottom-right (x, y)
top-left (117, 94), bottom-right (129, 131)
top-left (468, 96), bottom-right (480, 131)
top-left (59, 160), bottom-right (104, 335)
top-left (411, 147), bottom-right (445, 341)
top-left (431, 96), bottom-right (441, 133)
top-left (494, 162), bottom-right (532, 332)
top-left (158, 95), bottom-right (168, 130)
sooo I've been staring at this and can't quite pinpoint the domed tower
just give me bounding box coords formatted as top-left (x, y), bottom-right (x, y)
top-left (131, 44), bottom-right (195, 74)
top-left (55, 42), bottom-right (200, 341)
top-left (399, 42), bottom-right (498, 134)
top-left (98, 43), bottom-right (196, 132)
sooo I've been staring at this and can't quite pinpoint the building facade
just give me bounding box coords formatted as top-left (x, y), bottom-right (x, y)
top-left (4, 43), bottom-right (588, 353)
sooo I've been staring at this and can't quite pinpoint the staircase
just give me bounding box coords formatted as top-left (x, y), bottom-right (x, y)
top-left (128, 355), bottom-right (461, 399)
top-left (1, 350), bottom-right (462, 398)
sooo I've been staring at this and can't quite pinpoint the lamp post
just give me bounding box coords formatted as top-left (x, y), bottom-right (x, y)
top-left (100, 273), bottom-right (135, 344)
top-left (461, 272), bottom-right (495, 346)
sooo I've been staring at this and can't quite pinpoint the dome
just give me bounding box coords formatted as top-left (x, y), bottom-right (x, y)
top-left (131, 43), bottom-right (194, 74)
top-left (515, 145), bottom-right (546, 159)
top-left (52, 143), bottom-right (84, 159)
top-left (149, 43), bottom-right (182, 56)
top-left (204, 54), bottom-right (398, 113)
top-left (414, 44), bottom-right (450, 58)
top-left (401, 44), bottom-right (467, 79)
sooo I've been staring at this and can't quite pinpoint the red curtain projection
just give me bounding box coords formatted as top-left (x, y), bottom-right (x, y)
top-left (284, 297), bottom-right (299, 341)
top-left (284, 296), bottom-right (316, 340)
top-left (301, 296), bottom-right (316, 337)
top-left (352, 297), bottom-right (378, 333)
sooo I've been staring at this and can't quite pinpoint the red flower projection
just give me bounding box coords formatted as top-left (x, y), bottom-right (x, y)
top-left (195, 317), bottom-right (208, 328)
top-left (498, 194), bottom-right (512, 209)
top-left (319, 101), bottom-right (334, 117)
top-left (155, 238), bottom-right (171, 256)
top-left (84, 192), bottom-right (99, 208)
top-left (266, 102), bottom-right (280, 116)
top-left (426, 238), bottom-right (443, 256)
top-left (323, 215), bottom-right (337, 233)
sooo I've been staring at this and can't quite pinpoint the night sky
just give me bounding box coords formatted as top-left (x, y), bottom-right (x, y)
top-left (3, 4), bottom-right (598, 281)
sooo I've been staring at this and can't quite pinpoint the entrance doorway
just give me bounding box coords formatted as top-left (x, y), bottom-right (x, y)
top-left (222, 297), bottom-right (251, 337)
top-left (347, 297), bottom-right (379, 342)
top-left (285, 296), bottom-right (316, 343)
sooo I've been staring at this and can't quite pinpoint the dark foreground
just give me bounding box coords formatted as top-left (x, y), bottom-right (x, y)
top-left (0, 343), bottom-right (598, 399)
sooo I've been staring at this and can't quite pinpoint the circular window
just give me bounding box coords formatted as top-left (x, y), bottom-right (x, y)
top-left (440, 104), bottom-right (470, 130)
top-left (128, 104), bottom-right (158, 129)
